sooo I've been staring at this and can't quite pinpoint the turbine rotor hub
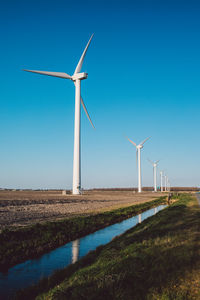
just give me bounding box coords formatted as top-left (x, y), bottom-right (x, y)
top-left (72, 72), bottom-right (88, 81)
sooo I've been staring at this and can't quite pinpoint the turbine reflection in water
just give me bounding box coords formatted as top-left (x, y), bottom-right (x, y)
top-left (72, 239), bottom-right (80, 264)
top-left (138, 214), bottom-right (142, 223)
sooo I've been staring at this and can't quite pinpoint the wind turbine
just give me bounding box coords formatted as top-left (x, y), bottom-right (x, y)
top-left (148, 159), bottom-right (159, 192)
top-left (168, 180), bottom-right (171, 191)
top-left (23, 35), bottom-right (94, 195)
top-left (167, 176), bottom-right (170, 191)
top-left (127, 136), bottom-right (150, 193)
top-left (160, 170), bottom-right (163, 192)
top-left (164, 174), bottom-right (167, 191)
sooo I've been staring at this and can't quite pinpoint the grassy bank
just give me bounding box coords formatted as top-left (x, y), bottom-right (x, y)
top-left (18, 193), bottom-right (200, 300)
top-left (0, 196), bottom-right (166, 270)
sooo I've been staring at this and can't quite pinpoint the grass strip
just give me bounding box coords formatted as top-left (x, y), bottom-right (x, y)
top-left (17, 193), bottom-right (200, 300)
top-left (0, 196), bottom-right (166, 270)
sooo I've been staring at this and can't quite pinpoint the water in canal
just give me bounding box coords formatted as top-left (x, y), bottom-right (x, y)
top-left (0, 204), bottom-right (166, 299)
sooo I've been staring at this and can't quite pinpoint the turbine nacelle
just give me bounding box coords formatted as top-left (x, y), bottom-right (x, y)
top-left (72, 72), bottom-right (88, 81)
top-left (148, 159), bottom-right (159, 167)
top-left (154, 161), bottom-right (159, 167)
top-left (126, 136), bottom-right (150, 149)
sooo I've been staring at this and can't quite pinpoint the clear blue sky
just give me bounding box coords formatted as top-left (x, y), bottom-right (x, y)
top-left (0, 0), bottom-right (200, 189)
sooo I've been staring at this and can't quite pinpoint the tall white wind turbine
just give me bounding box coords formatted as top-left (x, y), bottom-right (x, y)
top-left (148, 159), bottom-right (159, 192)
top-left (23, 35), bottom-right (94, 195)
top-left (167, 176), bottom-right (170, 191)
top-left (160, 170), bottom-right (163, 192)
top-left (127, 136), bottom-right (150, 193)
top-left (164, 174), bottom-right (167, 191)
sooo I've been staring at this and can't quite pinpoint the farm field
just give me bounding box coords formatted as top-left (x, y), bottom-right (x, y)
top-left (0, 190), bottom-right (164, 230)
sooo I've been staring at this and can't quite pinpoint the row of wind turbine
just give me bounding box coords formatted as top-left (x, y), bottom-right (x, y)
top-left (160, 172), bottom-right (171, 192)
top-left (127, 136), bottom-right (161, 193)
top-left (23, 34), bottom-right (171, 194)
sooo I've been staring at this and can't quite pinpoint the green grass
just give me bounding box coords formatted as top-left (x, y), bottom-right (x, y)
top-left (18, 193), bottom-right (200, 300)
top-left (0, 196), bottom-right (166, 270)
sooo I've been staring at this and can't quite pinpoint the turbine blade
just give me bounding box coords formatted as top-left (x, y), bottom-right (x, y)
top-left (73, 81), bottom-right (95, 128)
top-left (126, 137), bottom-right (137, 147)
top-left (140, 136), bottom-right (151, 146)
top-left (136, 148), bottom-right (138, 166)
top-left (81, 97), bottom-right (95, 129)
top-left (148, 158), bottom-right (154, 165)
top-left (23, 69), bottom-right (72, 79)
top-left (74, 34), bottom-right (94, 74)
top-left (155, 160), bottom-right (160, 165)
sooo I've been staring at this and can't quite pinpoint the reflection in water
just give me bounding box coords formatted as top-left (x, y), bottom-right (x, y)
top-left (154, 207), bottom-right (157, 215)
top-left (138, 214), bottom-right (142, 223)
top-left (72, 239), bottom-right (80, 264)
top-left (0, 204), bottom-right (166, 299)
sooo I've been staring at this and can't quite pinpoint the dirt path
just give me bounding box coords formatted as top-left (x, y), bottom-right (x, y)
top-left (0, 190), bottom-right (164, 229)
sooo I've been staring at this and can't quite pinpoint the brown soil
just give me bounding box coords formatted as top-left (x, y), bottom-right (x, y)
top-left (0, 190), bottom-right (164, 229)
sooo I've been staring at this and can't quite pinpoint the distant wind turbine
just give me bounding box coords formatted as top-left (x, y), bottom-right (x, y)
top-left (167, 176), bottom-right (170, 191)
top-left (23, 35), bottom-right (94, 195)
top-left (148, 159), bottom-right (159, 192)
top-left (164, 174), bottom-right (167, 191)
top-left (160, 170), bottom-right (164, 192)
top-left (168, 180), bottom-right (171, 191)
top-left (126, 136), bottom-right (150, 193)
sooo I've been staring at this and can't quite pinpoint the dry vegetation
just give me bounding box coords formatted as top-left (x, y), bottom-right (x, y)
top-left (0, 190), bottom-right (164, 230)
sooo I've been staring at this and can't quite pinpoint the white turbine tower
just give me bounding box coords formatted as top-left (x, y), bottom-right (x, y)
top-left (164, 174), bottom-right (167, 191)
top-left (127, 137), bottom-right (150, 193)
top-left (168, 180), bottom-right (171, 191)
top-left (167, 176), bottom-right (170, 191)
top-left (23, 35), bottom-right (94, 195)
top-left (160, 170), bottom-right (163, 192)
top-left (148, 159), bottom-right (159, 192)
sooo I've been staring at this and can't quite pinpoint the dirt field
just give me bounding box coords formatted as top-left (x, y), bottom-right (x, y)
top-left (0, 190), bottom-right (165, 229)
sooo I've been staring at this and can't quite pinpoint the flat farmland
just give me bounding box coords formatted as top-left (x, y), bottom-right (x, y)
top-left (0, 190), bottom-right (164, 229)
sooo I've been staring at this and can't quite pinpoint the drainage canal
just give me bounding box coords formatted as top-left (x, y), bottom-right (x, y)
top-left (0, 204), bottom-right (166, 299)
